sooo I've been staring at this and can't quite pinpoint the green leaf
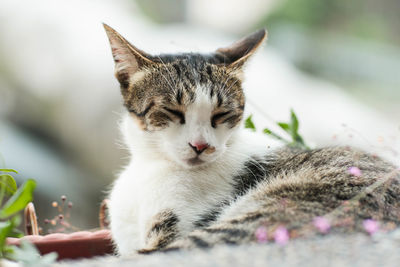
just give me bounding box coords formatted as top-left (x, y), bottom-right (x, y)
top-left (0, 215), bottom-right (20, 256)
top-left (290, 109), bottom-right (299, 134)
top-left (244, 115), bottom-right (256, 131)
top-left (263, 128), bottom-right (288, 142)
top-left (277, 122), bottom-right (290, 133)
top-left (6, 215), bottom-right (22, 239)
top-left (0, 179), bottom-right (36, 219)
top-left (293, 135), bottom-right (308, 148)
top-left (0, 174), bottom-right (17, 195)
top-left (2, 244), bottom-right (15, 255)
top-left (7, 240), bottom-right (58, 264)
top-left (263, 128), bottom-right (272, 134)
top-left (0, 169), bottom-right (18, 174)
top-left (8, 228), bottom-right (23, 238)
top-left (0, 220), bottom-right (13, 251)
top-left (251, 109), bottom-right (309, 150)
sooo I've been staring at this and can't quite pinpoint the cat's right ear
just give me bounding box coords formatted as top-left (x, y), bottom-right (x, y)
top-left (103, 24), bottom-right (154, 89)
top-left (216, 29), bottom-right (267, 68)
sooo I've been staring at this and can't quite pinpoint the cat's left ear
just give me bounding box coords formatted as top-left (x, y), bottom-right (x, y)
top-left (103, 23), bottom-right (155, 89)
top-left (216, 29), bottom-right (267, 68)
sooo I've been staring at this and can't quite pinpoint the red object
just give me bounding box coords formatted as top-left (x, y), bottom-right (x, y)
top-left (6, 229), bottom-right (114, 260)
top-left (6, 201), bottom-right (114, 260)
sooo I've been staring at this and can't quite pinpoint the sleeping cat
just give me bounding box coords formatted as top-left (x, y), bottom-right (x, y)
top-left (103, 24), bottom-right (400, 256)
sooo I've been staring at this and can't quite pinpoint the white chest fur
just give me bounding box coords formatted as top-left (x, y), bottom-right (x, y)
top-left (108, 116), bottom-right (279, 256)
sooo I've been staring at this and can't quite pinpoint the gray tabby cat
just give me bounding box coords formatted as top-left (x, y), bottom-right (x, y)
top-left (103, 24), bottom-right (400, 255)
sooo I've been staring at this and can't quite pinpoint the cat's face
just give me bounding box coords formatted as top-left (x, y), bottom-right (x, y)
top-left (135, 61), bottom-right (245, 167)
top-left (104, 24), bottom-right (266, 168)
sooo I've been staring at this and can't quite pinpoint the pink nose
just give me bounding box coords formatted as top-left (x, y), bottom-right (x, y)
top-left (189, 142), bottom-right (209, 154)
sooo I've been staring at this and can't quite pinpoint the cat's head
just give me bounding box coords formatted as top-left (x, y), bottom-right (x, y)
top-left (104, 24), bottom-right (266, 168)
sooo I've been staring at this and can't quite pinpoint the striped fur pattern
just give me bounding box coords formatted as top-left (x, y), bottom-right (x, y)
top-left (138, 209), bottom-right (179, 254)
top-left (165, 147), bottom-right (400, 250)
top-left (104, 24), bottom-right (249, 132)
top-left (103, 25), bottom-right (400, 256)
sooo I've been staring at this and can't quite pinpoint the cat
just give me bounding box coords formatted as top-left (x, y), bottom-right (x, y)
top-left (103, 24), bottom-right (400, 256)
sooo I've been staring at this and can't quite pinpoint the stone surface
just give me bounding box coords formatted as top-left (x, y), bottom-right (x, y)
top-left (56, 229), bottom-right (400, 267)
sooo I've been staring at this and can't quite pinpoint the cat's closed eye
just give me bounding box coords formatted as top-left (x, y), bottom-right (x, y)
top-left (211, 111), bottom-right (231, 128)
top-left (164, 107), bottom-right (185, 124)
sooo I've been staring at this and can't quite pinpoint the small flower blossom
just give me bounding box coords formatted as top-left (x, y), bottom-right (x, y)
top-left (313, 217), bottom-right (331, 234)
top-left (255, 226), bottom-right (268, 243)
top-left (348, 166), bottom-right (362, 177)
top-left (52, 201), bottom-right (58, 208)
top-left (274, 226), bottom-right (289, 246)
top-left (363, 219), bottom-right (379, 235)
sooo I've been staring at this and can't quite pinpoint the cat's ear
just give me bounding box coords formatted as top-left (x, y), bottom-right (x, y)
top-left (103, 23), bottom-right (154, 89)
top-left (216, 29), bottom-right (267, 68)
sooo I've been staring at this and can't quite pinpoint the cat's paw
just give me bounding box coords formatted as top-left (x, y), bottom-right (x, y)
top-left (139, 209), bottom-right (180, 253)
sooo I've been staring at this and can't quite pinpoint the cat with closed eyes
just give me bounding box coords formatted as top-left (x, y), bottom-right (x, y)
top-left (103, 24), bottom-right (400, 256)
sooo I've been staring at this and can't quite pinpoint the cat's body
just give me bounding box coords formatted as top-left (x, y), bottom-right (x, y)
top-left (168, 146), bottom-right (400, 250)
top-left (104, 24), bottom-right (400, 256)
top-left (109, 118), bottom-right (279, 254)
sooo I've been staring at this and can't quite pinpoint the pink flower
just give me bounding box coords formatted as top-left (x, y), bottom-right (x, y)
top-left (255, 226), bottom-right (268, 243)
top-left (274, 226), bottom-right (289, 246)
top-left (363, 219), bottom-right (379, 235)
top-left (313, 216), bottom-right (331, 234)
top-left (348, 166), bottom-right (362, 177)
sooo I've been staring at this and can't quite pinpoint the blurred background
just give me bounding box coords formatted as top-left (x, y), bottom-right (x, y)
top-left (0, 0), bottom-right (399, 231)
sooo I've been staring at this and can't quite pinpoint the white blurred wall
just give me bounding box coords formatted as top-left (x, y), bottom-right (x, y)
top-left (186, 0), bottom-right (278, 33)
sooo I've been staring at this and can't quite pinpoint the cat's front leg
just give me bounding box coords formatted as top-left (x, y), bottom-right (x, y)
top-left (138, 209), bottom-right (180, 253)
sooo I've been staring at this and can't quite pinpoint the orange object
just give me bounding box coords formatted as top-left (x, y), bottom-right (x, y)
top-left (6, 229), bottom-right (114, 260)
top-left (6, 200), bottom-right (115, 260)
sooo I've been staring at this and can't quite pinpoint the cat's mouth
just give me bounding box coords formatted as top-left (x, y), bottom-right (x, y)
top-left (186, 157), bottom-right (205, 166)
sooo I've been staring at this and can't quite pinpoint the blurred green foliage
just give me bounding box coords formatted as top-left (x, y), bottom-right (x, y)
top-left (260, 0), bottom-right (400, 44)
top-left (0, 169), bottom-right (56, 264)
top-left (245, 109), bottom-right (309, 150)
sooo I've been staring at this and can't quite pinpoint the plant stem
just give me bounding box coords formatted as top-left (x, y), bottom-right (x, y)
top-left (0, 175), bottom-right (6, 208)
